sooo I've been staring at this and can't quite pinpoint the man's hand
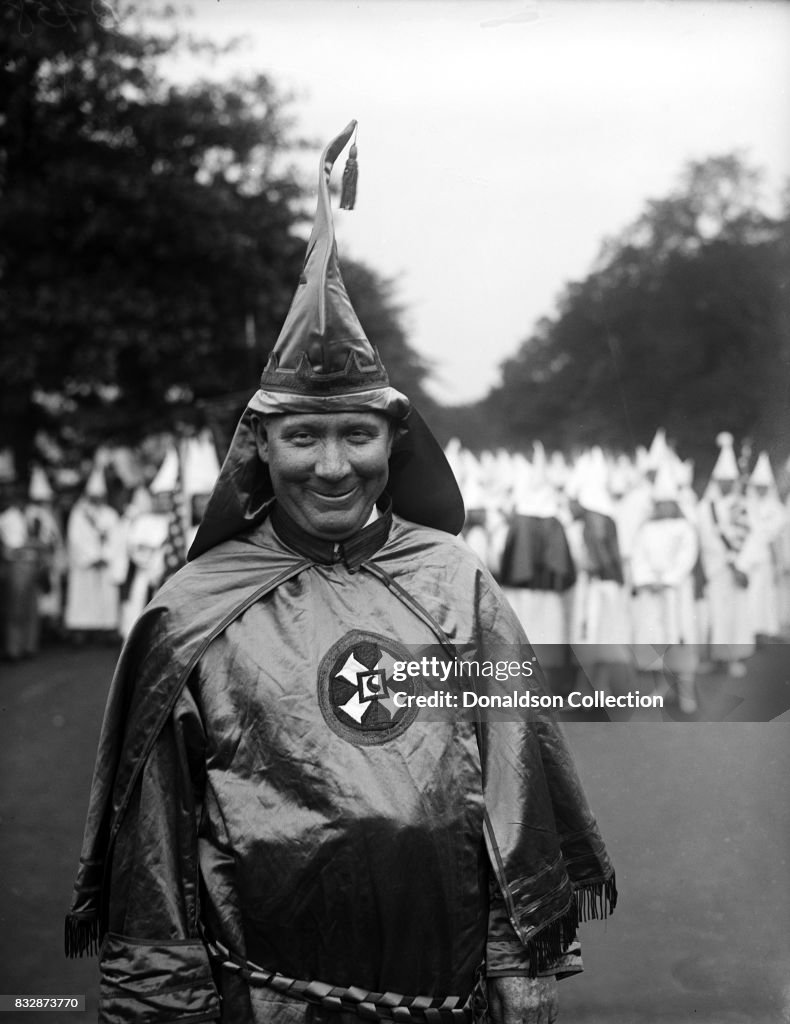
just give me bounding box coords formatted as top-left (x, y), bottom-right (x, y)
top-left (486, 976), bottom-right (558, 1024)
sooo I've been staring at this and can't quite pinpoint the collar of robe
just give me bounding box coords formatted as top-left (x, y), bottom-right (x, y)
top-left (270, 495), bottom-right (393, 570)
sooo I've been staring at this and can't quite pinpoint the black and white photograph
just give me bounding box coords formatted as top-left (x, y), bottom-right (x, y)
top-left (1, 1), bottom-right (789, 1022)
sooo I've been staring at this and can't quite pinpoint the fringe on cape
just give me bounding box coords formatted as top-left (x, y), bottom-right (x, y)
top-left (64, 914), bottom-right (100, 958)
top-left (525, 873), bottom-right (617, 976)
top-left (63, 874), bottom-right (618, 976)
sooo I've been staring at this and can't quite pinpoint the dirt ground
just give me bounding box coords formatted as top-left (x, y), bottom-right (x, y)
top-left (1, 642), bottom-right (788, 1023)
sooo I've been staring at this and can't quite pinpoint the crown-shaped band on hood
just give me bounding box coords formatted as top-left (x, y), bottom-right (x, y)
top-left (250, 119), bottom-right (408, 419)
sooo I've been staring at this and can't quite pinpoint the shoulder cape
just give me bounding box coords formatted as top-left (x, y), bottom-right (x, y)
top-left (67, 516), bottom-right (615, 974)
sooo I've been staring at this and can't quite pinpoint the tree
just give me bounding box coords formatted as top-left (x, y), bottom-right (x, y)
top-left (0, 2), bottom-right (308, 477)
top-left (477, 153), bottom-right (790, 475)
top-left (341, 260), bottom-right (436, 413)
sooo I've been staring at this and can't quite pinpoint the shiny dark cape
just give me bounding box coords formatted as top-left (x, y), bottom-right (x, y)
top-left (582, 510), bottom-right (624, 584)
top-left (499, 515), bottom-right (577, 592)
top-left (66, 514), bottom-right (615, 979)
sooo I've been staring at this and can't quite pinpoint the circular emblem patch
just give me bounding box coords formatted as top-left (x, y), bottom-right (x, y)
top-left (318, 631), bottom-right (420, 745)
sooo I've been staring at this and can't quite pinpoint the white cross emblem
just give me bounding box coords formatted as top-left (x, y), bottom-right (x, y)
top-left (335, 650), bottom-right (400, 723)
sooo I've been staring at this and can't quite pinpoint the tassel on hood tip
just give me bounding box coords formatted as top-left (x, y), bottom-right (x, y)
top-left (340, 141), bottom-right (358, 210)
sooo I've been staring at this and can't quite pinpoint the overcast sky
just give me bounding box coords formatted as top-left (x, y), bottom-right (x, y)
top-left (163, 0), bottom-right (790, 404)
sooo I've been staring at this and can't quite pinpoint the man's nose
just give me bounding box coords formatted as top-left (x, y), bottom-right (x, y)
top-left (315, 441), bottom-right (351, 480)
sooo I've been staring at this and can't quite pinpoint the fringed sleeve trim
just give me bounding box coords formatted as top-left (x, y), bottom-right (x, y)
top-left (64, 913), bottom-right (100, 958)
top-left (524, 872), bottom-right (617, 977)
top-left (576, 873), bottom-right (618, 923)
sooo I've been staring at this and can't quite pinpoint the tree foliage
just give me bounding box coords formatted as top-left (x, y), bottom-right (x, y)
top-left (475, 154), bottom-right (790, 474)
top-left (1, 2), bottom-right (309, 473)
top-left (1, 2), bottom-right (435, 479)
top-left (342, 260), bottom-right (436, 414)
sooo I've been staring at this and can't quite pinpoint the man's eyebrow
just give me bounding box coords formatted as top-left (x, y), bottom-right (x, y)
top-left (279, 420), bottom-right (322, 432)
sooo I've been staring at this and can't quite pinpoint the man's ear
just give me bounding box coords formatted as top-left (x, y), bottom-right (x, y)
top-left (250, 414), bottom-right (269, 464)
top-left (388, 421), bottom-right (407, 457)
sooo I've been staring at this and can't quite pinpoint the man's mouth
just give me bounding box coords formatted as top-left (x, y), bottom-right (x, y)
top-left (311, 488), bottom-right (357, 502)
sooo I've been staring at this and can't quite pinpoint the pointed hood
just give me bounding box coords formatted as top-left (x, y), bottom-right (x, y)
top-left (576, 448), bottom-right (614, 517)
top-left (651, 461), bottom-right (680, 503)
top-left (711, 432), bottom-right (738, 481)
top-left (749, 451), bottom-right (776, 489)
top-left (182, 432), bottom-right (221, 497)
top-left (29, 466), bottom-right (54, 502)
top-left (189, 121), bottom-right (464, 558)
top-left (647, 428), bottom-right (667, 469)
top-left (84, 465), bottom-right (107, 499)
top-left (248, 120), bottom-right (408, 419)
top-left (150, 448), bottom-right (180, 495)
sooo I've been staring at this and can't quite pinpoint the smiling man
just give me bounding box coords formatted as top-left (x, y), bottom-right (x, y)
top-left (67, 122), bottom-right (616, 1024)
top-left (252, 412), bottom-right (395, 542)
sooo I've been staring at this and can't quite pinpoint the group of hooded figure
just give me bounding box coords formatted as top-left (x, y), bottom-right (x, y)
top-left (447, 430), bottom-right (790, 713)
top-left (0, 433), bottom-right (222, 657)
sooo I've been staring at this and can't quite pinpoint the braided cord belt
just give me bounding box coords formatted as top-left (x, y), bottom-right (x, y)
top-left (205, 936), bottom-right (488, 1023)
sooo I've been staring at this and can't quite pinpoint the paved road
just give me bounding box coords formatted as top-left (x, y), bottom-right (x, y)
top-left (1, 643), bottom-right (788, 1023)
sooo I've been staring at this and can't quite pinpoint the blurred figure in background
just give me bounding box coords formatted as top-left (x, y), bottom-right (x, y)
top-left (745, 452), bottom-right (786, 643)
top-left (777, 478), bottom-right (790, 637)
top-left (64, 464), bottom-right (121, 643)
top-left (567, 449), bottom-right (635, 698)
top-left (181, 430), bottom-right (222, 550)
top-left (115, 486), bottom-right (168, 640)
top-left (630, 461), bottom-right (700, 713)
top-left (0, 480), bottom-right (41, 660)
top-left (499, 449), bottom-right (576, 693)
top-left (616, 431), bottom-right (666, 595)
top-left (697, 433), bottom-right (757, 677)
top-left (25, 466), bottom-right (67, 641)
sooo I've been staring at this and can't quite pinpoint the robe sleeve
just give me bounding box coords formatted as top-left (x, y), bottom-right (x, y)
top-left (470, 570), bottom-right (611, 976)
top-left (98, 687), bottom-right (220, 1024)
top-left (486, 884), bottom-right (583, 981)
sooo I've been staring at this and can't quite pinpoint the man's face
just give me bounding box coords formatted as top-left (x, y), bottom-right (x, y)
top-left (717, 479), bottom-right (735, 497)
top-left (255, 411), bottom-right (394, 540)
